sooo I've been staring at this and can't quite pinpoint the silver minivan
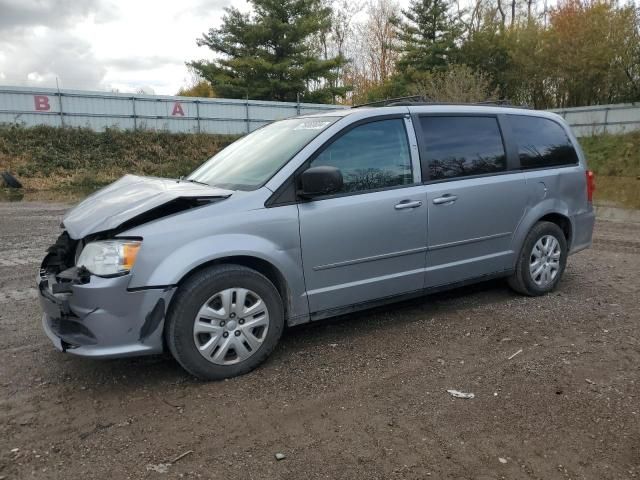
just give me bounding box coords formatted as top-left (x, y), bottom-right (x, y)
top-left (38, 104), bottom-right (596, 380)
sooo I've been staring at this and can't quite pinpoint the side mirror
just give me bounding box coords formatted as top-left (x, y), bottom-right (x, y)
top-left (299, 166), bottom-right (343, 198)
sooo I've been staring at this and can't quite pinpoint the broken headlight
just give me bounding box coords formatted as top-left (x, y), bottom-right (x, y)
top-left (76, 240), bottom-right (141, 276)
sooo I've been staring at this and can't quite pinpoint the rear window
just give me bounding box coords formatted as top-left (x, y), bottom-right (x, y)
top-left (509, 115), bottom-right (578, 169)
top-left (419, 116), bottom-right (507, 181)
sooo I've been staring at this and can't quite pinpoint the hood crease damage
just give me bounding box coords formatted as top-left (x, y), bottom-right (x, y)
top-left (62, 174), bottom-right (232, 239)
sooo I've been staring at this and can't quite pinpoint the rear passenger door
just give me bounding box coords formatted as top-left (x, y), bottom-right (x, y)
top-left (414, 114), bottom-right (528, 288)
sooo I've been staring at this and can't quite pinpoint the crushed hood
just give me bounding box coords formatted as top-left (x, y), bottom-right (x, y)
top-left (63, 174), bottom-right (233, 239)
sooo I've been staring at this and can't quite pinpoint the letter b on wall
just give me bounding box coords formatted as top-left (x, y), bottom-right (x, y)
top-left (34, 95), bottom-right (51, 111)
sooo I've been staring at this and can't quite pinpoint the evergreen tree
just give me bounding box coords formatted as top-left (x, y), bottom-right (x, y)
top-left (394, 0), bottom-right (462, 81)
top-left (189, 0), bottom-right (349, 102)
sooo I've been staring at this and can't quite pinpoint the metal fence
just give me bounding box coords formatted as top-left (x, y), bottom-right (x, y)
top-left (1, 85), bottom-right (639, 137)
top-left (0, 85), bottom-right (345, 135)
top-left (550, 103), bottom-right (640, 137)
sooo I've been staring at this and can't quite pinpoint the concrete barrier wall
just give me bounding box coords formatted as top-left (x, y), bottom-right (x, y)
top-left (0, 85), bottom-right (346, 134)
top-left (550, 103), bottom-right (640, 137)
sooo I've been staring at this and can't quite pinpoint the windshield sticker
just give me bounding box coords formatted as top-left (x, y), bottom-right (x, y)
top-left (293, 121), bottom-right (333, 131)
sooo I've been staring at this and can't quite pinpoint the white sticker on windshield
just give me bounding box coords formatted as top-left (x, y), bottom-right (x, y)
top-left (294, 121), bottom-right (332, 130)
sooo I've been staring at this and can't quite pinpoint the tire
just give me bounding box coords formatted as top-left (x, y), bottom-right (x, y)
top-left (508, 221), bottom-right (568, 296)
top-left (165, 264), bottom-right (284, 380)
top-left (1, 171), bottom-right (22, 189)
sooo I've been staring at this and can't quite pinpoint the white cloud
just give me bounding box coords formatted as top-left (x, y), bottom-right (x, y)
top-left (0, 0), bottom-right (118, 31)
top-left (0, 0), bottom-right (242, 94)
top-left (0, 28), bottom-right (108, 89)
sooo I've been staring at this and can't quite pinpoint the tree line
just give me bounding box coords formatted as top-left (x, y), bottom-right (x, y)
top-left (178, 0), bottom-right (640, 109)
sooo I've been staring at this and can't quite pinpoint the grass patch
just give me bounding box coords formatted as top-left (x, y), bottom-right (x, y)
top-left (579, 131), bottom-right (640, 177)
top-left (593, 176), bottom-right (640, 210)
top-left (0, 124), bottom-right (236, 190)
top-left (579, 131), bottom-right (640, 208)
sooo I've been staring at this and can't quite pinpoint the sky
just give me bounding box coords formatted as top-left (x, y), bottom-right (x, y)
top-left (0, 0), bottom-right (251, 95)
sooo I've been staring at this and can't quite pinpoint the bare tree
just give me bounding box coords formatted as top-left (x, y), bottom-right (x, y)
top-left (465, 0), bottom-right (487, 33)
top-left (361, 0), bottom-right (401, 84)
top-left (527, 0), bottom-right (535, 23)
top-left (332, 0), bottom-right (361, 58)
top-left (411, 64), bottom-right (498, 102)
top-left (338, 0), bottom-right (400, 103)
top-left (497, 0), bottom-right (507, 27)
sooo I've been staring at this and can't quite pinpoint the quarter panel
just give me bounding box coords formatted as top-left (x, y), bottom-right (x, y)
top-left (509, 196), bottom-right (571, 267)
top-left (516, 165), bottom-right (592, 256)
top-left (523, 166), bottom-right (589, 216)
top-left (570, 210), bottom-right (595, 253)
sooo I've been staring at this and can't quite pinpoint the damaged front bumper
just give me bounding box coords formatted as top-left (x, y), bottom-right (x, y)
top-left (38, 266), bottom-right (175, 359)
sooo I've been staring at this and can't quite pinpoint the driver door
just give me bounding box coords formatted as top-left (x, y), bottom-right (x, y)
top-left (297, 117), bottom-right (428, 314)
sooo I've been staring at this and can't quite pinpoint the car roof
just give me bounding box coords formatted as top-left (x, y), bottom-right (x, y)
top-left (302, 104), bottom-right (564, 122)
top-left (407, 104), bottom-right (553, 117)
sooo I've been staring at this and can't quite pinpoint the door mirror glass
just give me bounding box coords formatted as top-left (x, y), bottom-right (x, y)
top-left (299, 166), bottom-right (344, 197)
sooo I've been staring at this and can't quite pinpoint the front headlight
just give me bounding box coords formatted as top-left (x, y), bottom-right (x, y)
top-left (76, 240), bottom-right (141, 276)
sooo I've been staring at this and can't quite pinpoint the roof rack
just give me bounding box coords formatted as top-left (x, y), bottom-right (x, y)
top-left (352, 96), bottom-right (529, 109)
top-left (352, 96), bottom-right (425, 108)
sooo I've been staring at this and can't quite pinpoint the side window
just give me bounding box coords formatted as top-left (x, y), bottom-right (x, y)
top-left (509, 115), bottom-right (579, 169)
top-left (419, 116), bottom-right (506, 181)
top-left (310, 119), bottom-right (413, 193)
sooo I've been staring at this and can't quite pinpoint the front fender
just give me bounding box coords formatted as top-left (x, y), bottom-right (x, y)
top-left (128, 233), bottom-right (309, 321)
top-left (135, 234), bottom-right (299, 286)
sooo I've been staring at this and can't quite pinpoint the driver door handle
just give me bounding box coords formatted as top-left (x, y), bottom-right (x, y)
top-left (433, 194), bottom-right (458, 205)
top-left (395, 200), bottom-right (422, 210)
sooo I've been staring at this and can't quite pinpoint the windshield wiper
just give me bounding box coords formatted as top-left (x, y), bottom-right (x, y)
top-left (178, 176), bottom-right (210, 186)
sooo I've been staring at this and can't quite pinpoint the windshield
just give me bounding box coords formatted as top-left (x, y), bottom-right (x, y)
top-left (189, 116), bottom-right (340, 190)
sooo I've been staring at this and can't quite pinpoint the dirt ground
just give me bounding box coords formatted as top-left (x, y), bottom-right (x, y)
top-left (0, 201), bottom-right (638, 480)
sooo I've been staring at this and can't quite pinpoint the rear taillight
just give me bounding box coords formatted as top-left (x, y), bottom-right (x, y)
top-left (586, 170), bottom-right (595, 202)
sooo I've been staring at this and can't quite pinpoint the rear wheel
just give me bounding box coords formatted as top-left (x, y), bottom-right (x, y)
top-left (165, 264), bottom-right (284, 380)
top-left (508, 221), bottom-right (567, 296)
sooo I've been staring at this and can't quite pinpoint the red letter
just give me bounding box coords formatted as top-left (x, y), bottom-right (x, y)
top-left (34, 95), bottom-right (50, 111)
top-left (171, 102), bottom-right (184, 116)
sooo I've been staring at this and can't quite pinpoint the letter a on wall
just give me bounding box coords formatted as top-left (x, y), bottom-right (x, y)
top-left (171, 102), bottom-right (185, 116)
top-left (34, 95), bottom-right (51, 111)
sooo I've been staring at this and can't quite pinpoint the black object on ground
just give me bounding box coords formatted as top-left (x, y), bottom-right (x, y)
top-left (1, 171), bottom-right (22, 189)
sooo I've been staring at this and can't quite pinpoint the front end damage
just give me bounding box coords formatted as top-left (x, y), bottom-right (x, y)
top-left (37, 174), bottom-right (233, 358)
top-left (38, 234), bottom-right (175, 359)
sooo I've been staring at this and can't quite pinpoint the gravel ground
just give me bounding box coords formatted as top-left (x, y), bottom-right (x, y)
top-left (0, 201), bottom-right (638, 480)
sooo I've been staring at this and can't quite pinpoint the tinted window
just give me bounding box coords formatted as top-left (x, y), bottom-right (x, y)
top-left (420, 116), bottom-right (506, 181)
top-left (310, 119), bottom-right (412, 193)
top-left (509, 115), bottom-right (578, 169)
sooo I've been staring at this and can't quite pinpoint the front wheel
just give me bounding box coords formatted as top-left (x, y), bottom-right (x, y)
top-left (508, 221), bottom-right (568, 296)
top-left (165, 264), bottom-right (284, 380)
